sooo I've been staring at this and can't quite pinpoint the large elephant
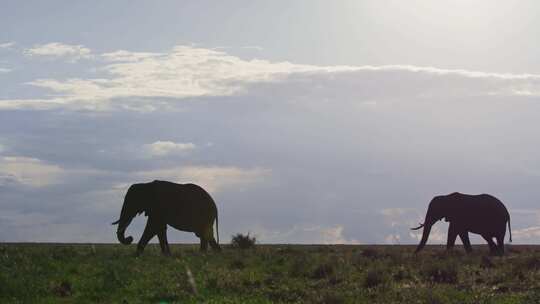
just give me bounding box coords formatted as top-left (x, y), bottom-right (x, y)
top-left (411, 192), bottom-right (511, 255)
top-left (112, 180), bottom-right (220, 255)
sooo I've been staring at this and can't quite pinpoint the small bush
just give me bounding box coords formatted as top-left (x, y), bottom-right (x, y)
top-left (364, 268), bottom-right (387, 288)
top-left (266, 286), bottom-right (306, 303)
top-left (319, 291), bottom-right (345, 304)
top-left (231, 233), bottom-right (256, 249)
top-left (393, 266), bottom-right (410, 281)
top-left (422, 261), bottom-right (458, 284)
top-left (481, 256), bottom-right (494, 269)
top-left (509, 255), bottom-right (540, 280)
top-left (229, 259), bottom-right (246, 269)
top-left (523, 288), bottom-right (540, 303)
top-left (361, 248), bottom-right (379, 259)
top-left (210, 268), bottom-right (245, 292)
top-left (312, 263), bottom-right (334, 279)
top-left (51, 281), bottom-right (72, 297)
top-left (290, 258), bottom-right (311, 277)
top-left (524, 255), bottom-right (540, 270)
top-left (508, 246), bottom-right (521, 254)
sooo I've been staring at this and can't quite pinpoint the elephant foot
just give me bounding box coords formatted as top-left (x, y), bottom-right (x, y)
top-left (488, 249), bottom-right (502, 256)
top-left (210, 242), bottom-right (221, 252)
top-left (200, 243), bottom-right (209, 252)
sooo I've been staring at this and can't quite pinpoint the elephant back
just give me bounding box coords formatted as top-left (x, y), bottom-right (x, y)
top-left (151, 181), bottom-right (218, 231)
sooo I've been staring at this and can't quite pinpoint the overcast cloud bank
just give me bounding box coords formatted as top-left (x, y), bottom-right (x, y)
top-left (1, 43), bottom-right (539, 244)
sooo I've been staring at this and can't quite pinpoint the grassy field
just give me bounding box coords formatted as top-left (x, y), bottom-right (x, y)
top-left (2, 243), bottom-right (540, 303)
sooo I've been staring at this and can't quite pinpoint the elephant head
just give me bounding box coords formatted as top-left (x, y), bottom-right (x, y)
top-left (411, 195), bottom-right (455, 253)
top-left (111, 184), bottom-right (151, 245)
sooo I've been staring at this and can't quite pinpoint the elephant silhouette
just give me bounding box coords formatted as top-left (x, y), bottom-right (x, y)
top-left (412, 192), bottom-right (511, 255)
top-left (112, 180), bottom-right (220, 255)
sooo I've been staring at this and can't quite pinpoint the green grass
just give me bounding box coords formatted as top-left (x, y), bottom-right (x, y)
top-left (1, 243), bottom-right (540, 303)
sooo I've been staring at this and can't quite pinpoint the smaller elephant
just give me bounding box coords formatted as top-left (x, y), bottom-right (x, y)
top-left (412, 192), bottom-right (511, 255)
top-left (112, 180), bottom-right (220, 255)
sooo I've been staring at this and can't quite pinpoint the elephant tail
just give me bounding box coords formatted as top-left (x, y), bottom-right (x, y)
top-left (215, 210), bottom-right (220, 246)
top-left (508, 217), bottom-right (512, 243)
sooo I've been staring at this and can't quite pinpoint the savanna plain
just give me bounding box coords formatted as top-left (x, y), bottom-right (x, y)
top-left (2, 243), bottom-right (540, 303)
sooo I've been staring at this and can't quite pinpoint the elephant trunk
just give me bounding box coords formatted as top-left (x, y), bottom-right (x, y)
top-left (415, 223), bottom-right (433, 253)
top-left (112, 210), bottom-right (135, 245)
top-left (116, 225), bottom-right (134, 245)
top-left (414, 209), bottom-right (437, 253)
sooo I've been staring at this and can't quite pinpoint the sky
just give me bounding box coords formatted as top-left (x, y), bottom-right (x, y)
top-left (1, 1), bottom-right (540, 245)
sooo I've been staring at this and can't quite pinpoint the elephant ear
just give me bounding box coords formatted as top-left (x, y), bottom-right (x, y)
top-left (445, 213), bottom-right (455, 222)
top-left (141, 181), bottom-right (157, 217)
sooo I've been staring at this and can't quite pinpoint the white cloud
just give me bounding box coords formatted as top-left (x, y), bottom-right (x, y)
top-left (384, 234), bottom-right (401, 244)
top-left (3, 44), bottom-right (540, 111)
top-left (24, 42), bottom-right (92, 61)
top-left (357, 65), bottom-right (540, 80)
top-left (0, 210), bottom-right (111, 242)
top-left (251, 224), bottom-right (361, 244)
top-left (513, 226), bottom-right (540, 241)
top-left (380, 208), bottom-right (418, 227)
top-left (0, 45), bottom-right (352, 110)
top-left (409, 225), bottom-right (446, 243)
top-left (0, 98), bottom-right (68, 110)
top-left (143, 141), bottom-right (196, 157)
top-left (102, 50), bottom-right (163, 62)
top-left (380, 208), bottom-right (452, 244)
top-left (214, 45), bottom-right (264, 51)
top-left (0, 156), bottom-right (65, 187)
top-left (94, 45), bottom-right (345, 99)
top-left (0, 42), bottom-right (15, 49)
top-left (137, 165), bottom-right (270, 194)
top-left (317, 225), bottom-right (361, 244)
top-left (0, 68), bottom-right (11, 73)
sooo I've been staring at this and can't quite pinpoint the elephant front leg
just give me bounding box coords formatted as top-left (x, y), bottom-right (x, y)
top-left (137, 221), bottom-right (156, 256)
top-left (446, 223), bottom-right (458, 251)
top-left (459, 232), bottom-right (472, 253)
top-left (157, 229), bottom-right (171, 256)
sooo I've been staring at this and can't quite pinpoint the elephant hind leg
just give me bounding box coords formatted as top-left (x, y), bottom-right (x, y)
top-left (208, 235), bottom-right (221, 252)
top-left (481, 235), bottom-right (497, 254)
top-left (495, 235), bottom-right (505, 256)
top-left (157, 229), bottom-right (171, 256)
top-left (199, 237), bottom-right (209, 251)
top-left (198, 228), bottom-right (209, 252)
top-left (200, 224), bottom-right (220, 252)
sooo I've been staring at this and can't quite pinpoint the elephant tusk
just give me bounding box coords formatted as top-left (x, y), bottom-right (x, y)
top-left (410, 223), bottom-right (424, 230)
